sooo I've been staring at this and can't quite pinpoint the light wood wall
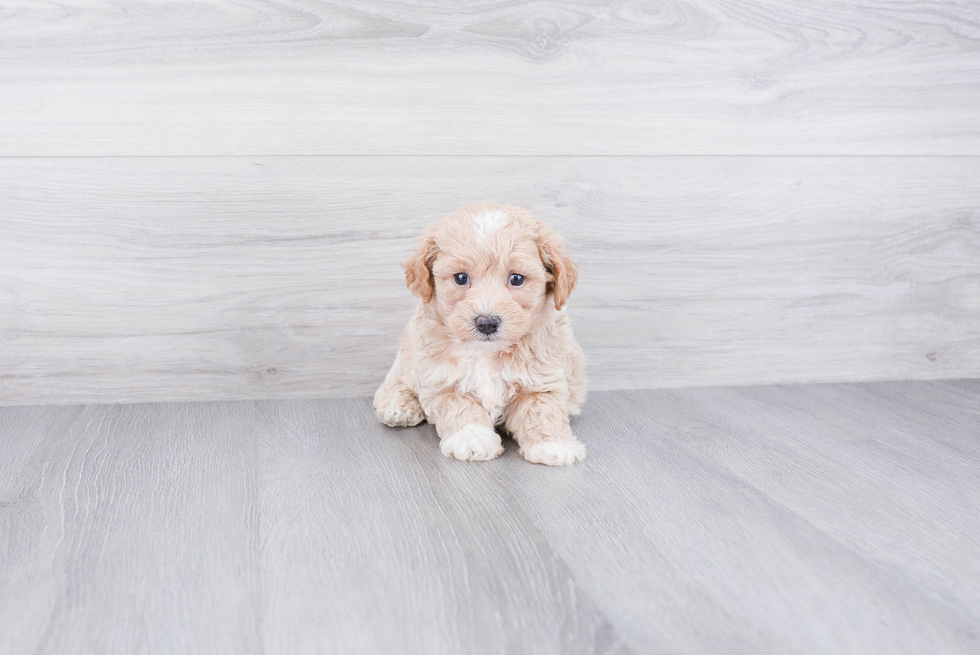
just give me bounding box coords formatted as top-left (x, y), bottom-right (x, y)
top-left (2, 1), bottom-right (979, 405)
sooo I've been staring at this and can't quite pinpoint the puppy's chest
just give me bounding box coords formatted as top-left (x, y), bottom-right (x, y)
top-left (454, 351), bottom-right (515, 423)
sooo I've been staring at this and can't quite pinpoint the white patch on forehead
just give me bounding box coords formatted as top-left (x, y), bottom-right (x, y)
top-left (471, 207), bottom-right (509, 239)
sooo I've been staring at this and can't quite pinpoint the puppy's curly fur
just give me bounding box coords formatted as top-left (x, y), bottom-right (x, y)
top-left (374, 202), bottom-right (587, 466)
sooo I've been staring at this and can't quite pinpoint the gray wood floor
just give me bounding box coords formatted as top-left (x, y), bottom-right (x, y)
top-left (1, 380), bottom-right (978, 654)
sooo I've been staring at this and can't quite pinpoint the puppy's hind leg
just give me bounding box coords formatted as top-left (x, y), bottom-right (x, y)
top-left (565, 341), bottom-right (587, 416)
top-left (374, 346), bottom-right (425, 427)
top-left (376, 384), bottom-right (425, 427)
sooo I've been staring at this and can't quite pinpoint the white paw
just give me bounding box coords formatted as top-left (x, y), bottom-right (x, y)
top-left (440, 424), bottom-right (504, 462)
top-left (377, 394), bottom-right (425, 427)
top-left (521, 440), bottom-right (587, 467)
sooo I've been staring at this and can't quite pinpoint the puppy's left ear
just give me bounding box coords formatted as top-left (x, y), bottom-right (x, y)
top-left (404, 232), bottom-right (439, 302)
top-left (537, 227), bottom-right (578, 310)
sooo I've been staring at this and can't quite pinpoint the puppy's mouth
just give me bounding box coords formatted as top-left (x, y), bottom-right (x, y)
top-left (467, 329), bottom-right (510, 348)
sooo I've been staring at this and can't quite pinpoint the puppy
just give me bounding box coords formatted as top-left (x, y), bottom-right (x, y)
top-left (373, 202), bottom-right (587, 466)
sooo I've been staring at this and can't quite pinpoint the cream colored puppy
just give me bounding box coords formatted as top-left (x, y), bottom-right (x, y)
top-left (374, 202), bottom-right (587, 466)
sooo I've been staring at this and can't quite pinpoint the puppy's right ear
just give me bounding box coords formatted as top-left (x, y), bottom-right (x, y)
top-left (404, 233), bottom-right (439, 302)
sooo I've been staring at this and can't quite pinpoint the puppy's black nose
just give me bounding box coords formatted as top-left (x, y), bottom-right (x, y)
top-left (475, 314), bottom-right (501, 335)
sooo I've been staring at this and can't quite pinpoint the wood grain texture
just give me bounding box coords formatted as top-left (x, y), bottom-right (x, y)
top-left (0, 398), bottom-right (630, 655)
top-left (3, 156), bottom-right (979, 405)
top-left (1, 0), bottom-right (980, 155)
top-left (0, 402), bottom-right (262, 655)
top-left (1, 382), bottom-right (978, 653)
top-left (491, 382), bottom-right (980, 654)
top-left (254, 398), bottom-right (628, 655)
top-left (672, 382), bottom-right (980, 615)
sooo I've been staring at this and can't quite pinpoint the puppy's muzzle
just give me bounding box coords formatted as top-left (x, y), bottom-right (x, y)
top-left (474, 314), bottom-right (501, 336)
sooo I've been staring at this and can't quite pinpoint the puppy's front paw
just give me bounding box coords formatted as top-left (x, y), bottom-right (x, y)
top-left (376, 391), bottom-right (425, 427)
top-left (521, 440), bottom-right (587, 466)
top-left (440, 424), bottom-right (504, 462)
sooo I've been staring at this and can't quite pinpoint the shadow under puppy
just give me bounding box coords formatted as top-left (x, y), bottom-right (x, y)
top-left (374, 202), bottom-right (587, 466)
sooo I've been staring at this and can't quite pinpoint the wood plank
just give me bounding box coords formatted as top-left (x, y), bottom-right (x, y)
top-left (2, 0), bottom-right (980, 155)
top-left (0, 402), bottom-right (262, 654)
top-left (1, 382), bottom-right (978, 652)
top-left (254, 397), bottom-right (629, 654)
top-left (491, 386), bottom-right (980, 654)
top-left (0, 398), bottom-right (630, 654)
top-left (2, 156), bottom-right (979, 405)
top-left (651, 383), bottom-right (980, 621)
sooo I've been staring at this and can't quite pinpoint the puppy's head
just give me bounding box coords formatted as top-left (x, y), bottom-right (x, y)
top-left (405, 203), bottom-right (578, 347)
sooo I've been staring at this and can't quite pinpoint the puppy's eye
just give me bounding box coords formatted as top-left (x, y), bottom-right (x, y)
top-left (508, 274), bottom-right (525, 287)
top-left (453, 273), bottom-right (469, 286)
